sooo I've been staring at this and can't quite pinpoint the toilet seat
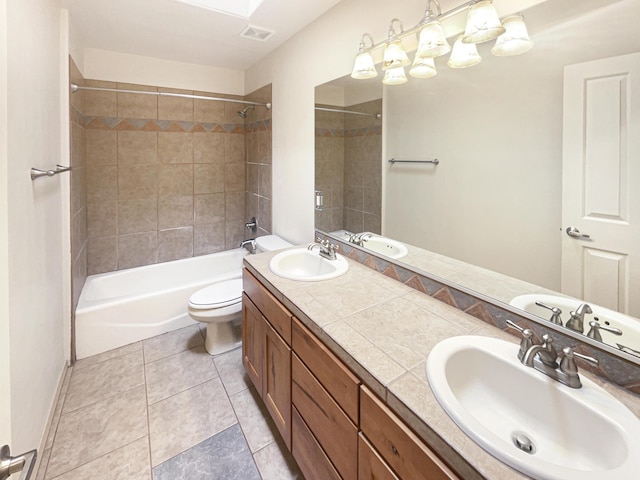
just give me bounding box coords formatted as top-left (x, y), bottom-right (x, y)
top-left (188, 278), bottom-right (242, 310)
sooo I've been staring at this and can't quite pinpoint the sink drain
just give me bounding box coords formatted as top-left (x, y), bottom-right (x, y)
top-left (512, 432), bottom-right (536, 454)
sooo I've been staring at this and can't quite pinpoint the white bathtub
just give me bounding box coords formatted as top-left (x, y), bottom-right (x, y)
top-left (75, 248), bottom-right (248, 359)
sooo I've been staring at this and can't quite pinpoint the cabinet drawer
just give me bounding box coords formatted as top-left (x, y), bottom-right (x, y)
top-left (360, 386), bottom-right (459, 480)
top-left (292, 406), bottom-right (341, 480)
top-left (243, 269), bottom-right (292, 345)
top-left (292, 318), bottom-right (360, 424)
top-left (359, 433), bottom-right (400, 480)
top-left (292, 354), bottom-right (357, 480)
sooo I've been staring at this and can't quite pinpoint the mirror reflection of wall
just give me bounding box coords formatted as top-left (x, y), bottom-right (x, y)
top-left (315, 99), bottom-right (383, 235)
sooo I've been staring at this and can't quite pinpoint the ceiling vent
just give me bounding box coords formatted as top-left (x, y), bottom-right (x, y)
top-left (239, 24), bottom-right (275, 42)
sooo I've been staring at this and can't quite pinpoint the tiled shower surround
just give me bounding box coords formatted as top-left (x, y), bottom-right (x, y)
top-left (70, 71), bottom-right (272, 275)
top-left (315, 99), bottom-right (382, 234)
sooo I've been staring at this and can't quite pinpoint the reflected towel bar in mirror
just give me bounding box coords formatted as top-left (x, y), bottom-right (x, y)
top-left (388, 158), bottom-right (439, 165)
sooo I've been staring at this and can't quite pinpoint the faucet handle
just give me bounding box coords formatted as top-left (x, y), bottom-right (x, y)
top-left (559, 347), bottom-right (599, 387)
top-left (586, 320), bottom-right (623, 342)
top-left (505, 320), bottom-right (534, 361)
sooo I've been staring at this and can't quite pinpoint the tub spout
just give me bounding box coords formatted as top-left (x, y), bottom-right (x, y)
top-left (240, 239), bottom-right (256, 254)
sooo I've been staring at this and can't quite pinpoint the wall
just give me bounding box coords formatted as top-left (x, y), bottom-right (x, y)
top-left (83, 48), bottom-right (245, 96)
top-left (314, 98), bottom-right (382, 234)
top-left (69, 58), bottom-right (87, 359)
top-left (81, 81), bottom-right (251, 273)
top-left (5, 0), bottom-right (66, 452)
top-left (0, 0), bottom-right (11, 446)
top-left (314, 108), bottom-right (344, 232)
top-left (245, 84), bottom-right (273, 237)
top-left (343, 99), bottom-right (382, 233)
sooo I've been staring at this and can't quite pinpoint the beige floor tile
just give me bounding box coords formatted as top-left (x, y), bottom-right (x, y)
top-left (143, 324), bottom-right (203, 364)
top-left (145, 345), bottom-right (218, 405)
top-left (230, 386), bottom-right (278, 453)
top-left (253, 438), bottom-right (303, 480)
top-left (74, 341), bottom-right (142, 370)
top-left (213, 346), bottom-right (252, 396)
top-left (63, 350), bottom-right (144, 413)
top-left (48, 437), bottom-right (151, 480)
top-left (148, 377), bottom-right (237, 467)
top-left (46, 386), bottom-right (148, 479)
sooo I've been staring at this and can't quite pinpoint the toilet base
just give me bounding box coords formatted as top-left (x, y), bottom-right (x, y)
top-left (204, 319), bottom-right (242, 355)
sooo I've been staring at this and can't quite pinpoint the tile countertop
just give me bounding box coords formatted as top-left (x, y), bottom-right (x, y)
top-left (243, 250), bottom-right (640, 480)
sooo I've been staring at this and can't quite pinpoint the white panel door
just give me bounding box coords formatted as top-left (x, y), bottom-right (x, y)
top-left (562, 52), bottom-right (640, 317)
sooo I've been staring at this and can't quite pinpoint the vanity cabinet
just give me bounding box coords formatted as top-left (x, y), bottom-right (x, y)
top-left (360, 386), bottom-right (459, 480)
top-left (242, 270), bottom-right (292, 448)
top-left (291, 318), bottom-right (360, 480)
top-left (242, 268), bottom-right (461, 480)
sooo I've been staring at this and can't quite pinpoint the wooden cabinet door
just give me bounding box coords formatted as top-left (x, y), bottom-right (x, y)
top-left (360, 386), bottom-right (459, 480)
top-left (264, 320), bottom-right (292, 449)
top-left (359, 433), bottom-right (400, 480)
top-left (242, 293), bottom-right (264, 393)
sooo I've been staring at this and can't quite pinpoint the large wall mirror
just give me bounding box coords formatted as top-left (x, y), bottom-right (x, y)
top-left (315, 0), bottom-right (640, 362)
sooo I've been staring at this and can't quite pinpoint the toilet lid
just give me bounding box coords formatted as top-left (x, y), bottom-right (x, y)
top-left (189, 278), bottom-right (243, 310)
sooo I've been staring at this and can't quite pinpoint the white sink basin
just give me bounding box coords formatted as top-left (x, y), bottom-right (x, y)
top-left (359, 234), bottom-right (408, 259)
top-left (426, 335), bottom-right (640, 479)
top-left (269, 248), bottom-right (348, 281)
top-left (510, 294), bottom-right (640, 356)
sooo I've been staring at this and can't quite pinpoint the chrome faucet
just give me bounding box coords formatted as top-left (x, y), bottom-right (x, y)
top-left (535, 301), bottom-right (563, 326)
top-left (239, 238), bottom-right (256, 254)
top-left (565, 303), bottom-right (593, 333)
top-left (347, 232), bottom-right (373, 246)
top-left (308, 237), bottom-right (339, 260)
top-left (586, 320), bottom-right (622, 342)
top-left (509, 321), bottom-right (599, 388)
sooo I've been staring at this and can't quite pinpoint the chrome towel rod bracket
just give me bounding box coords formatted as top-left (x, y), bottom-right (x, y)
top-left (31, 164), bottom-right (71, 181)
top-left (388, 158), bottom-right (439, 165)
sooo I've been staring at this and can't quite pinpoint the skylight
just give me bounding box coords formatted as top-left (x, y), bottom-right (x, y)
top-left (175, 0), bottom-right (265, 19)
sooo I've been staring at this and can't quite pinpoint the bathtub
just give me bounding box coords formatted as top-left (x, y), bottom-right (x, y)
top-left (75, 248), bottom-right (248, 359)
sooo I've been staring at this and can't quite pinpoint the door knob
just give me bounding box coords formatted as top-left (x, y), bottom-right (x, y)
top-left (566, 226), bottom-right (591, 240)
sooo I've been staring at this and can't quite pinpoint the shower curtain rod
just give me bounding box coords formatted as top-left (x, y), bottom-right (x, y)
top-left (315, 106), bottom-right (381, 119)
top-left (70, 84), bottom-right (271, 109)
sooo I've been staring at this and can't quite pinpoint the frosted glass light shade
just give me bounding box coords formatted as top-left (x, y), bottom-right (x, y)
top-left (382, 67), bottom-right (408, 85)
top-left (491, 14), bottom-right (534, 56)
top-left (462, 0), bottom-right (505, 44)
top-left (410, 56), bottom-right (437, 79)
top-left (447, 36), bottom-right (481, 68)
top-left (416, 21), bottom-right (451, 58)
top-left (351, 51), bottom-right (378, 79)
top-left (383, 40), bottom-right (410, 70)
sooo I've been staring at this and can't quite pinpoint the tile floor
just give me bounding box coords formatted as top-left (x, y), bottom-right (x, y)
top-left (36, 324), bottom-right (304, 479)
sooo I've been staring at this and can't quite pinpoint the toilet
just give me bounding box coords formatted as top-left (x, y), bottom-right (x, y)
top-left (188, 235), bottom-right (293, 355)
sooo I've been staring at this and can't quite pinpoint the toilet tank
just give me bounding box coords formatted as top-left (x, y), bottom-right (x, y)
top-left (254, 235), bottom-right (293, 253)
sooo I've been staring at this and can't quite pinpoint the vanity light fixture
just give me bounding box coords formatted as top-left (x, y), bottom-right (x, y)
top-left (382, 19), bottom-right (411, 70)
top-left (491, 14), bottom-right (534, 56)
top-left (349, 0), bottom-right (533, 84)
top-left (447, 35), bottom-right (482, 68)
top-left (351, 33), bottom-right (377, 79)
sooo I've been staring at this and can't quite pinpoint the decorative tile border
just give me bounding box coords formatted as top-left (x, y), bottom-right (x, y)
top-left (317, 231), bottom-right (640, 395)
top-left (71, 106), bottom-right (271, 135)
top-left (315, 126), bottom-right (382, 138)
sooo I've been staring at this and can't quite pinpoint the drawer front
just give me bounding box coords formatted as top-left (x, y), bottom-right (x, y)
top-left (243, 269), bottom-right (292, 345)
top-left (292, 407), bottom-right (342, 480)
top-left (292, 354), bottom-right (357, 480)
top-left (360, 386), bottom-right (459, 480)
top-left (358, 433), bottom-right (400, 480)
top-left (292, 317), bottom-right (360, 424)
